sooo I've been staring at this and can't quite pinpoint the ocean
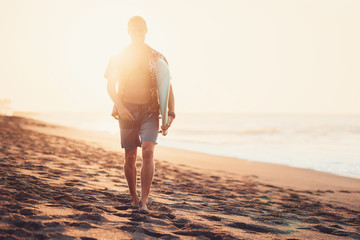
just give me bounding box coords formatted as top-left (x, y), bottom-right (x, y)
top-left (27, 111), bottom-right (360, 179)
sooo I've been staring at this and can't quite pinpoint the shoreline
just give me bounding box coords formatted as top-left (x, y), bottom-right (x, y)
top-left (156, 144), bottom-right (360, 180)
top-left (14, 113), bottom-right (360, 179)
top-left (22, 114), bottom-right (360, 191)
top-left (20, 111), bottom-right (360, 181)
top-left (1, 115), bottom-right (360, 239)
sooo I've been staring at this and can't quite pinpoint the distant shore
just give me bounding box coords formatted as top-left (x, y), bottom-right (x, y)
top-left (1, 115), bottom-right (359, 239)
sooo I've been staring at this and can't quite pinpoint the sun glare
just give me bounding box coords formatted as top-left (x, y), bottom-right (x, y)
top-left (1, 0), bottom-right (359, 113)
top-left (61, 2), bottom-right (157, 111)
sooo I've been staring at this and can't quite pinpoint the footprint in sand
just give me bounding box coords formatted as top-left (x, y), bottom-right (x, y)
top-left (200, 214), bottom-right (222, 221)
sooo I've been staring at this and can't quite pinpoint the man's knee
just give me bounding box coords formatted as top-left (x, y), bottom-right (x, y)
top-left (124, 148), bottom-right (137, 166)
top-left (142, 142), bottom-right (155, 161)
top-left (142, 148), bottom-right (154, 160)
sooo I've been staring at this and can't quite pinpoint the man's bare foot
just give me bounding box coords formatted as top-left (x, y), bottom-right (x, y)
top-left (139, 200), bottom-right (149, 213)
top-left (130, 196), bottom-right (139, 208)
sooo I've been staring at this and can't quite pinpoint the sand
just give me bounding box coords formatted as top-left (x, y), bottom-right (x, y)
top-left (0, 115), bottom-right (359, 240)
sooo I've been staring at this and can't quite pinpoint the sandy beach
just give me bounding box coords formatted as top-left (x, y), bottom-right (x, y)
top-left (1, 115), bottom-right (360, 240)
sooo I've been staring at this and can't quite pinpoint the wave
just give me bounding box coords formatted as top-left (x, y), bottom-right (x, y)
top-left (171, 127), bottom-right (281, 136)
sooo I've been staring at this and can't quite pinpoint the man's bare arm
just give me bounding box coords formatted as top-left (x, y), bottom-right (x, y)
top-left (106, 76), bottom-right (134, 120)
top-left (168, 84), bottom-right (175, 113)
top-left (162, 83), bottom-right (175, 131)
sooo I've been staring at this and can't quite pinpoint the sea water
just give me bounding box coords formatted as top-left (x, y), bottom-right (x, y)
top-left (28, 112), bottom-right (360, 178)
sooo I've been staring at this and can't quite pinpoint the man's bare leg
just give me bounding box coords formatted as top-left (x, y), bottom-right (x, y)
top-left (124, 148), bottom-right (139, 206)
top-left (139, 141), bottom-right (155, 211)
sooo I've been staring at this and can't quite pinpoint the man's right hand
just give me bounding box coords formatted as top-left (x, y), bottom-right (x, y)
top-left (116, 104), bottom-right (134, 121)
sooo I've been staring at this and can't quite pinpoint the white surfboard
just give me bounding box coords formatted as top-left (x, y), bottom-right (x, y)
top-left (155, 59), bottom-right (170, 136)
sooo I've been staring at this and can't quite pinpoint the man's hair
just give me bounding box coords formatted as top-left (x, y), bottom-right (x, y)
top-left (128, 16), bottom-right (147, 30)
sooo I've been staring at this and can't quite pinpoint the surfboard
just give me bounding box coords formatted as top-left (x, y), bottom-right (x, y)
top-left (155, 59), bottom-right (170, 136)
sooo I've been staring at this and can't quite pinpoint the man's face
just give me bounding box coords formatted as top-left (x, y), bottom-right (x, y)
top-left (128, 25), bottom-right (147, 44)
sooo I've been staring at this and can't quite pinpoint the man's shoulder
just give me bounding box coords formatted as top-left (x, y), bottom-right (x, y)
top-left (148, 45), bottom-right (168, 64)
top-left (147, 45), bottom-right (163, 57)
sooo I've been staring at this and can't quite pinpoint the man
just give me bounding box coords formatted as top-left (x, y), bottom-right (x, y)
top-left (104, 16), bottom-right (175, 213)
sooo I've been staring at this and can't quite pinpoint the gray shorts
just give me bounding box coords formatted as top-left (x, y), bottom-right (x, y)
top-left (118, 102), bottom-right (159, 150)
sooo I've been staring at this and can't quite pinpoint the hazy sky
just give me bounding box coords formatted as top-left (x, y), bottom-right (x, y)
top-left (1, 0), bottom-right (359, 114)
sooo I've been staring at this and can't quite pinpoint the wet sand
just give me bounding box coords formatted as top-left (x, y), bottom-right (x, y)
top-left (1, 115), bottom-right (359, 239)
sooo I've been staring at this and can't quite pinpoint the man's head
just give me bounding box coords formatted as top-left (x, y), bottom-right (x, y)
top-left (128, 16), bottom-right (147, 44)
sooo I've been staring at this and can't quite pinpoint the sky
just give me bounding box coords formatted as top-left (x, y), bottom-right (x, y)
top-left (0, 0), bottom-right (359, 114)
